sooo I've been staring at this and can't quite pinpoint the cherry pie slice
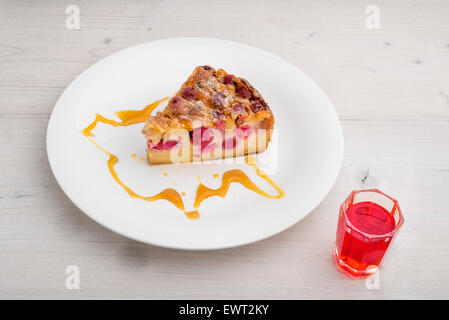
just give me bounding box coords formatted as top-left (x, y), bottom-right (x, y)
top-left (142, 66), bottom-right (274, 164)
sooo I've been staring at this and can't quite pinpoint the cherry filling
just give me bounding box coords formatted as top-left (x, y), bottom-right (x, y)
top-left (214, 120), bottom-right (225, 131)
top-left (148, 140), bottom-right (178, 151)
top-left (188, 124), bottom-right (254, 153)
top-left (222, 74), bottom-right (234, 85)
top-left (150, 125), bottom-right (254, 153)
top-left (222, 137), bottom-right (237, 150)
top-left (235, 125), bottom-right (253, 140)
top-left (190, 127), bottom-right (215, 151)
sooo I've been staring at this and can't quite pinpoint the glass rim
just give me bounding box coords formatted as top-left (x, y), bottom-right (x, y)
top-left (341, 189), bottom-right (405, 239)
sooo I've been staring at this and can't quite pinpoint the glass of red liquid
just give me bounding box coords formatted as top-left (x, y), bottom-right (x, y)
top-left (335, 189), bottom-right (404, 278)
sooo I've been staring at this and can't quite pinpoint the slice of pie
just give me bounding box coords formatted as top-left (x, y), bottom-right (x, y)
top-left (142, 65), bottom-right (274, 165)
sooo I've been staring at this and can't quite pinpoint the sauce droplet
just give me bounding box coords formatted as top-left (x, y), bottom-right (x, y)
top-left (131, 153), bottom-right (146, 165)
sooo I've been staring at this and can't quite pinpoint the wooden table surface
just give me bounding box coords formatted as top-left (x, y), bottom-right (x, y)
top-left (1, 0), bottom-right (448, 299)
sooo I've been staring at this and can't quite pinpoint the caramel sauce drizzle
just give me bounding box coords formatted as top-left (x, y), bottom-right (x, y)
top-left (193, 156), bottom-right (284, 209)
top-left (82, 98), bottom-right (168, 138)
top-left (82, 98), bottom-right (198, 220)
top-left (81, 98), bottom-right (284, 220)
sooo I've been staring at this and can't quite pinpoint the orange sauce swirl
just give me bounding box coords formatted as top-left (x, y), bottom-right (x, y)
top-left (82, 98), bottom-right (198, 219)
top-left (82, 98), bottom-right (168, 137)
top-left (193, 156), bottom-right (284, 209)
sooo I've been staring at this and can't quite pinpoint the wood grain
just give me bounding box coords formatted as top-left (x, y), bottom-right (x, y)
top-left (0, 0), bottom-right (448, 299)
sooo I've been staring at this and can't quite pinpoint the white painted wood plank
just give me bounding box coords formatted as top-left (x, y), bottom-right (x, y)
top-left (0, 0), bottom-right (448, 299)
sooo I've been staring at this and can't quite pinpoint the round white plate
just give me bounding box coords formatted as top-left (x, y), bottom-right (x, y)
top-left (47, 38), bottom-right (343, 250)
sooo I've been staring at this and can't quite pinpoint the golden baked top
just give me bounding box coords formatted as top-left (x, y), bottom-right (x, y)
top-left (142, 65), bottom-right (274, 144)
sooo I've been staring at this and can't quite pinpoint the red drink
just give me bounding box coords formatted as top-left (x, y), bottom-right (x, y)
top-left (335, 190), bottom-right (404, 278)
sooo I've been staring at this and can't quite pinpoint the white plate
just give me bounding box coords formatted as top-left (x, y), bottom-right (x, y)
top-left (47, 38), bottom-right (343, 250)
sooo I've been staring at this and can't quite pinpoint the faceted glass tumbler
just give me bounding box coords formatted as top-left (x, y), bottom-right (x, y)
top-left (334, 189), bottom-right (404, 278)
